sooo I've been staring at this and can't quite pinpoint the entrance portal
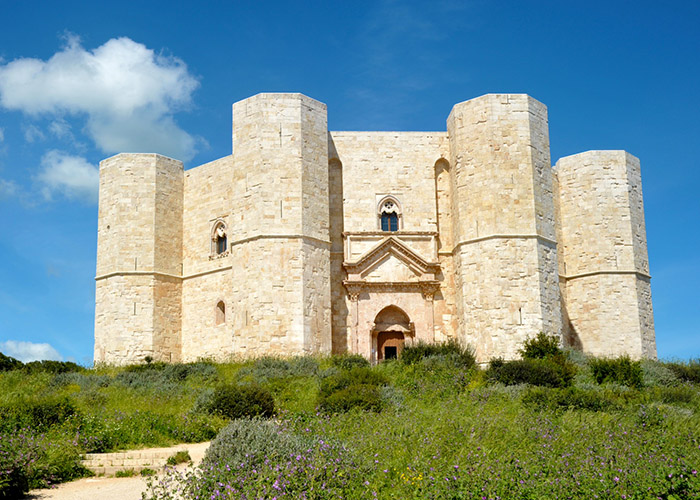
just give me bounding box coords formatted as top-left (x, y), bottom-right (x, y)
top-left (373, 306), bottom-right (413, 362)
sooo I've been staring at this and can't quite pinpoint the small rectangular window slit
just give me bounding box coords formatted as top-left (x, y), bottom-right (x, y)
top-left (133, 302), bottom-right (136, 315)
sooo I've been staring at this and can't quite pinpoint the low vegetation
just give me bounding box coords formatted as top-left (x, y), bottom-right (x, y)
top-left (166, 450), bottom-right (191, 466)
top-left (1, 340), bottom-right (699, 499)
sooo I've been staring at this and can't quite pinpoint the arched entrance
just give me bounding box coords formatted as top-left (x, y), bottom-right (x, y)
top-left (372, 306), bottom-right (414, 361)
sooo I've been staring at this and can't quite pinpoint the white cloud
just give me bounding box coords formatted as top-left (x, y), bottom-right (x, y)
top-left (0, 127), bottom-right (4, 142)
top-left (49, 118), bottom-right (72, 139)
top-left (0, 340), bottom-right (62, 362)
top-left (0, 36), bottom-right (199, 160)
top-left (0, 178), bottom-right (17, 199)
top-left (24, 124), bottom-right (46, 143)
top-left (36, 150), bottom-right (99, 202)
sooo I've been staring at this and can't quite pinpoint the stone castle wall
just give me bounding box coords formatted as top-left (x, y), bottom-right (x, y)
top-left (328, 131), bottom-right (451, 352)
top-left (94, 93), bottom-right (656, 365)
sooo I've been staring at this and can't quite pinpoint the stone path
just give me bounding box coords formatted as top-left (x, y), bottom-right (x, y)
top-left (27, 441), bottom-right (210, 500)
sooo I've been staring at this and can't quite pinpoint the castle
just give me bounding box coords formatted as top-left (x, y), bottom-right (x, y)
top-left (94, 93), bottom-right (656, 365)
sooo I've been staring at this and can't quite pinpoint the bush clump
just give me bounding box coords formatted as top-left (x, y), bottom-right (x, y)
top-left (589, 356), bottom-right (643, 388)
top-left (0, 398), bottom-right (79, 432)
top-left (206, 384), bottom-right (275, 419)
top-left (320, 384), bottom-right (383, 413)
top-left (641, 359), bottom-right (679, 387)
top-left (120, 361), bottom-right (218, 381)
top-left (330, 354), bottom-right (370, 370)
top-left (166, 450), bottom-right (191, 466)
top-left (0, 430), bottom-right (87, 498)
top-left (402, 339), bottom-right (476, 369)
top-left (0, 352), bottom-right (23, 372)
top-left (486, 357), bottom-right (574, 388)
top-left (664, 359), bottom-right (700, 384)
top-left (22, 360), bottom-right (84, 374)
top-left (204, 418), bottom-right (311, 467)
top-left (236, 356), bottom-right (319, 382)
top-left (318, 366), bottom-right (388, 413)
top-left (522, 386), bottom-right (614, 412)
top-left (519, 332), bottom-right (562, 360)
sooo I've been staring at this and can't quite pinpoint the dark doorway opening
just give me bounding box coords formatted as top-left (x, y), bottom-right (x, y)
top-left (377, 331), bottom-right (405, 361)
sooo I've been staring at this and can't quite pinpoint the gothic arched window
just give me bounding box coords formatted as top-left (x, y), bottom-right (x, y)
top-left (378, 197), bottom-right (401, 232)
top-left (211, 220), bottom-right (228, 256)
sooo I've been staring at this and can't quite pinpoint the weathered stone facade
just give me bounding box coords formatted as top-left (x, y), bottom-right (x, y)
top-left (94, 93), bottom-right (657, 365)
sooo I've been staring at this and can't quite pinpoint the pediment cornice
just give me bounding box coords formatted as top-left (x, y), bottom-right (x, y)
top-left (343, 236), bottom-right (440, 276)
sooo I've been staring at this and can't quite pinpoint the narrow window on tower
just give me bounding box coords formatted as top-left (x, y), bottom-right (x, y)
top-left (216, 301), bottom-right (226, 325)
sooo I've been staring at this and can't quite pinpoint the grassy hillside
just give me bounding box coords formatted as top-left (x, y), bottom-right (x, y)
top-left (1, 341), bottom-right (699, 499)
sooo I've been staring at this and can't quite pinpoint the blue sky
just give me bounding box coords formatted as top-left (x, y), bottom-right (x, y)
top-left (0, 1), bottom-right (698, 364)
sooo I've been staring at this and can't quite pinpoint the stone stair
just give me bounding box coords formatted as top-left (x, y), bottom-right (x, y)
top-left (81, 442), bottom-right (210, 477)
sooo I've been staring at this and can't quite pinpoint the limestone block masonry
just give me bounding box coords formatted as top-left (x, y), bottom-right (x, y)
top-left (94, 93), bottom-right (656, 365)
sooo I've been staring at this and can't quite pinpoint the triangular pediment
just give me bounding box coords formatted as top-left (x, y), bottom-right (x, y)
top-left (343, 236), bottom-right (439, 278)
top-left (361, 253), bottom-right (421, 282)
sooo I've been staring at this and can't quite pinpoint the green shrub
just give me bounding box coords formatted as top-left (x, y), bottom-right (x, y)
top-left (162, 362), bottom-right (218, 382)
top-left (49, 371), bottom-right (111, 390)
top-left (191, 388), bottom-right (215, 414)
top-left (664, 359), bottom-right (700, 384)
top-left (120, 361), bottom-right (167, 373)
top-left (379, 384), bottom-right (405, 409)
top-left (0, 398), bottom-right (79, 432)
top-left (330, 354), bottom-right (370, 370)
top-left (641, 359), bottom-right (679, 387)
top-left (115, 469), bottom-right (136, 477)
top-left (486, 357), bottom-right (574, 388)
top-left (646, 385), bottom-right (697, 405)
top-left (0, 430), bottom-right (87, 497)
top-left (30, 399), bottom-right (79, 429)
top-left (402, 339), bottom-right (476, 368)
top-left (636, 404), bottom-right (666, 428)
top-left (0, 432), bottom-right (34, 498)
top-left (112, 367), bottom-right (190, 395)
top-left (0, 352), bottom-right (23, 372)
top-left (318, 366), bottom-right (388, 413)
top-left (563, 347), bottom-right (589, 367)
top-left (236, 356), bottom-right (319, 382)
top-left (207, 384), bottom-right (275, 419)
top-left (117, 361), bottom-right (217, 387)
top-left (22, 360), bottom-right (84, 374)
top-left (319, 384), bottom-right (383, 413)
top-left (319, 366), bottom-right (387, 397)
top-left (140, 468), bottom-right (157, 476)
top-left (522, 386), bottom-right (614, 411)
top-left (203, 419), bottom-right (311, 467)
top-left (519, 332), bottom-right (562, 359)
top-left (166, 450), bottom-right (191, 466)
top-left (589, 356), bottom-right (643, 388)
